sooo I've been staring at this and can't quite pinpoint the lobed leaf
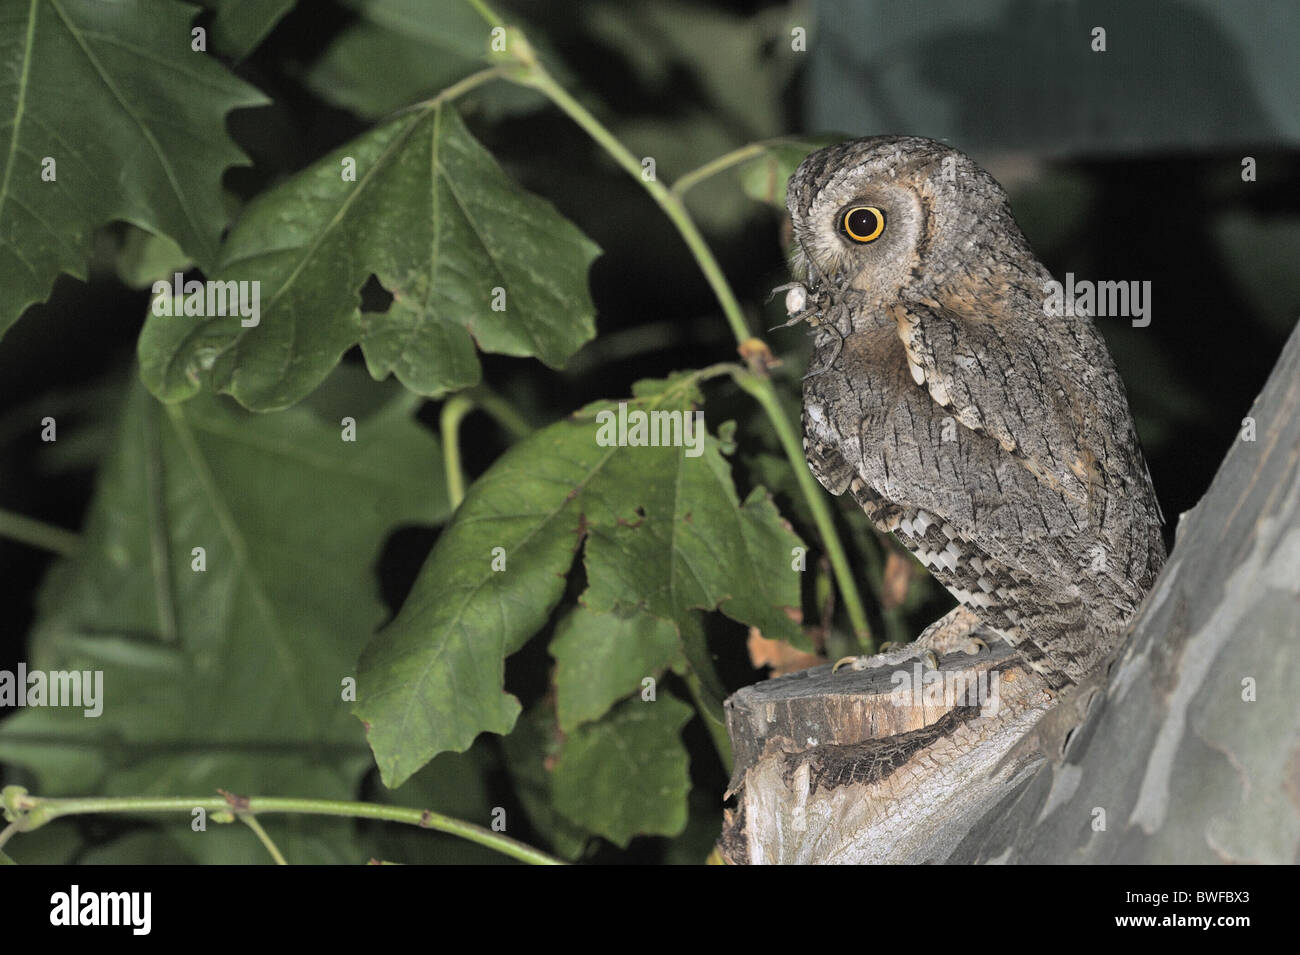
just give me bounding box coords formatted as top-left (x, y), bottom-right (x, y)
top-left (138, 104), bottom-right (600, 410)
top-left (356, 373), bottom-right (803, 786)
top-left (0, 0), bottom-right (267, 336)
top-left (551, 606), bottom-right (681, 733)
top-left (552, 696), bottom-right (694, 847)
top-left (208, 0), bottom-right (296, 58)
top-left (0, 371), bottom-right (445, 862)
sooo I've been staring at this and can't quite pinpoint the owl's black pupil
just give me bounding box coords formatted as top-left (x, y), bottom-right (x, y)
top-left (847, 208), bottom-right (882, 238)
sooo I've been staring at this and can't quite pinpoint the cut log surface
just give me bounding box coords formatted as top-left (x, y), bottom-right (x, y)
top-left (720, 319), bottom-right (1300, 864)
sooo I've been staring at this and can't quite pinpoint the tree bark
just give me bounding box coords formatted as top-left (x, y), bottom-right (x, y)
top-left (718, 320), bottom-right (1300, 864)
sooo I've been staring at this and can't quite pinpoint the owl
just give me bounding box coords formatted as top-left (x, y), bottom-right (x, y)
top-left (781, 136), bottom-right (1166, 689)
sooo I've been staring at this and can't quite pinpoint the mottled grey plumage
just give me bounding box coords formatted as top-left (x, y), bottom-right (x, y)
top-left (785, 135), bottom-right (1166, 688)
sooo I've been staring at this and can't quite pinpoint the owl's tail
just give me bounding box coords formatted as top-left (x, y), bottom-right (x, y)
top-left (995, 593), bottom-right (1127, 691)
top-left (1002, 633), bottom-right (1078, 691)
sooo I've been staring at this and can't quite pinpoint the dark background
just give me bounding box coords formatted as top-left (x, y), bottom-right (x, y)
top-left (2, 0), bottom-right (1296, 862)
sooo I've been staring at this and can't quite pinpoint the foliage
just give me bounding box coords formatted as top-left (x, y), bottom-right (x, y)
top-left (0, 0), bottom-right (853, 864)
top-left (2, 0), bottom-right (1292, 865)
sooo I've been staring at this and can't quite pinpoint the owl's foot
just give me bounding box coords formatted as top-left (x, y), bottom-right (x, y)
top-left (916, 605), bottom-right (995, 657)
top-left (832, 647), bottom-right (940, 673)
top-left (832, 606), bottom-right (994, 674)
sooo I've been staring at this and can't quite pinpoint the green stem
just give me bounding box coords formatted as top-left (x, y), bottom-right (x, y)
top-left (682, 670), bottom-right (733, 774)
top-left (240, 814), bottom-right (288, 865)
top-left (670, 137), bottom-right (802, 199)
top-left (441, 396), bottom-right (474, 510)
top-left (401, 65), bottom-right (509, 117)
top-left (1, 789), bottom-right (563, 866)
top-left (0, 507), bottom-right (81, 557)
top-left (464, 385), bottom-right (533, 440)
top-left (728, 368), bottom-right (872, 645)
top-left (519, 70), bottom-right (753, 347)
top-left (465, 0), bottom-right (504, 27)
top-left (499, 46), bottom-right (872, 647)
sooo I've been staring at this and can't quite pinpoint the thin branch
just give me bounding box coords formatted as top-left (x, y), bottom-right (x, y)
top-left (463, 385), bottom-right (534, 440)
top-left (470, 14), bottom-right (873, 645)
top-left (1, 788), bottom-right (564, 866)
top-left (441, 395), bottom-right (474, 510)
top-left (0, 507), bottom-right (81, 557)
top-left (670, 137), bottom-right (804, 199)
top-left (240, 813), bottom-right (288, 865)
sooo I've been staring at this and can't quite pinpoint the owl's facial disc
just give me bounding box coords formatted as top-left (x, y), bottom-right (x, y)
top-left (789, 136), bottom-right (1035, 313)
top-left (793, 178), bottom-right (922, 303)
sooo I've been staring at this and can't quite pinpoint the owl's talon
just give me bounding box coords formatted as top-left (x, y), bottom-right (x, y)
top-left (963, 637), bottom-right (988, 655)
top-left (833, 647), bottom-right (941, 673)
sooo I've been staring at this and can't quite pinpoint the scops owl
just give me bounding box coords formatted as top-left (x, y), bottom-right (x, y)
top-left (783, 136), bottom-right (1166, 689)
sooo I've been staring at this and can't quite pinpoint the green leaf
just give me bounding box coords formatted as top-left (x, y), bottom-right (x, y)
top-left (367, 745), bottom-right (508, 864)
top-left (500, 704), bottom-right (592, 861)
top-left (0, 371), bottom-right (446, 863)
top-left (82, 816), bottom-right (366, 864)
top-left (356, 372), bottom-right (803, 787)
top-left (583, 0), bottom-right (799, 139)
top-left (208, 0), bottom-right (296, 59)
top-left (114, 226), bottom-right (192, 291)
top-left (552, 696), bottom-right (693, 847)
top-left (0, 814), bottom-right (81, 864)
top-left (0, 0), bottom-right (268, 337)
top-left (77, 829), bottom-right (195, 865)
top-left (737, 138), bottom-right (843, 207)
top-left (138, 103), bottom-right (600, 411)
top-left (301, 0), bottom-right (543, 120)
top-left (551, 606), bottom-right (681, 732)
top-left (580, 437), bottom-right (806, 645)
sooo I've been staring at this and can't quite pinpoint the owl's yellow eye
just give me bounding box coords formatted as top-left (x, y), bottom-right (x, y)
top-left (842, 206), bottom-right (886, 243)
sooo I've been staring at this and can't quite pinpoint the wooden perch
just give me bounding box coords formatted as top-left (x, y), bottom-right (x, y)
top-left (719, 320), bottom-right (1300, 864)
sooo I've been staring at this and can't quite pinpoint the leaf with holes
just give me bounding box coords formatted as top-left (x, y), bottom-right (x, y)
top-left (138, 103), bottom-right (600, 411)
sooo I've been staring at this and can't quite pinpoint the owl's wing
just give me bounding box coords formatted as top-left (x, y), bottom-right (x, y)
top-left (890, 298), bottom-right (1114, 526)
